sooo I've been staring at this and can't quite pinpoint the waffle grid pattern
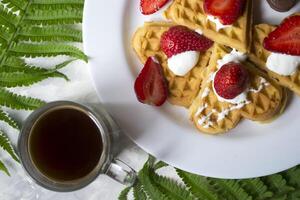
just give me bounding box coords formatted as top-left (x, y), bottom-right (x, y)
top-left (249, 24), bottom-right (300, 95)
top-left (189, 45), bottom-right (284, 134)
top-left (132, 22), bottom-right (212, 107)
top-left (163, 0), bottom-right (253, 53)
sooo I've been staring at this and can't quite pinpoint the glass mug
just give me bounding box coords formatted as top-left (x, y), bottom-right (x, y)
top-left (18, 101), bottom-right (136, 192)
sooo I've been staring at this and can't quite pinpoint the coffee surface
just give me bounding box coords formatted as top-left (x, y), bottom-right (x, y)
top-left (29, 108), bottom-right (103, 181)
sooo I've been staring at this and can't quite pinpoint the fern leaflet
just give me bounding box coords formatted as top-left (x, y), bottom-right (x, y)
top-left (0, 159), bottom-right (9, 176)
top-left (0, 131), bottom-right (19, 162)
top-left (0, 109), bottom-right (19, 129)
top-left (118, 187), bottom-right (131, 200)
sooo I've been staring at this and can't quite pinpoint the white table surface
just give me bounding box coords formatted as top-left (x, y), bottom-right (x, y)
top-left (0, 57), bottom-right (180, 200)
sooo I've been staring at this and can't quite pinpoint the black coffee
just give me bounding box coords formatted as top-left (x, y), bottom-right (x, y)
top-left (29, 107), bottom-right (103, 181)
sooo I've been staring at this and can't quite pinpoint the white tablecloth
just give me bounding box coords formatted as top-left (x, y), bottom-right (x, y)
top-left (0, 58), bottom-right (165, 200)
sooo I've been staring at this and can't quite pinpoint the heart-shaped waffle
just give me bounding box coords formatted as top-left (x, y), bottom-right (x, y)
top-left (189, 45), bottom-right (286, 134)
top-left (249, 21), bottom-right (300, 96)
top-left (163, 0), bottom-right (253, 53)
top-left (132, 22), bottom-right (212, 107)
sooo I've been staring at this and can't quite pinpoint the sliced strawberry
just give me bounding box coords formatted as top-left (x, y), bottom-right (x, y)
top-left (214, 62), bottom-right (249, 99)
top-left (204, 0), bottom-right (246, 25)
top-left (140, 0), bottom-right (169, 15)
top-left (160, 26), bottom-right (213, 58)
top-left (134, 57), bottom-right (168, 106)
top-left (263, 15), bottom-right (300, 56)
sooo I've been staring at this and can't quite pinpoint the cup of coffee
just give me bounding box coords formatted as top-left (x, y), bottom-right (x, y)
top-left (18, 101), bottom-right (136, 192)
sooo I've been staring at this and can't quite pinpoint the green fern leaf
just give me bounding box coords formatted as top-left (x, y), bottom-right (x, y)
top-left (208, 178), bottom-right (251, 200)
top-left (133, 182), bottom-right (148, 200)
top-left (9, 42), bottom-right (87, 62)
top-left (287, 189), bottom-right (300, 200)
top-left (283, 167), bottom-right (300, 188)
top-left (238, 178), bottom-right (273, 200)
top-left (24, 7), bottom-right (83, 25)
top-left (31, 0), bottom-right (84, 4)
top-left (0, 4), bottom-right (21, 27)
top-left (262, 174), bottom-right (294, 195)
top-left (176, 169), bottom-right (219, 200)
top-left (151, 172), bottom-right (196, 200)
top-left (154, 161), bottom-right (168, 171)
top-left (0, 131), bottom-right (19, 162)
top-left (0, 88), bottom-right (45, 110)
top-left (0, 110), bottom-right (19, 129)
top-left (139, 162), bottom-right (170, 200)
top-left (0, 159), bottom-right (10, 176)
top-left (1, 0), bottom-right (28, 12)
top-left (118, 187), bottom-right (131, 200)
top-left (17, 26), bottom-right (82, 42)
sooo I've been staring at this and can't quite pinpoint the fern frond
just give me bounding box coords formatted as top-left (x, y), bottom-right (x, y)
top-left (0, 159), bottom-right (9, 176)
top-left (283, 167), bottom-right (300, 188)
top-left (0, 131), bottom-right (19, 162)
top-left (9, 43), bottom-right (87, 62)
top-left (1, 0), bottom-right (28, 12)
top-left (0, 57), bottom-right (72, 85)
top-left (31, 0), bottom-right (84, 4)
top-left (24, 7), bottom-right (82, 25)
top-left (151, 172), bottom-right (196, 200)
top-left (238, 178), bottom-right (273, 200)
top-left (208, 178), bottom-right (251, 200)
top-left (0, 109), bottom-right (19, 129)
top-left (0, 4), bottom-right (20, 30)
top-left (139, 162), bottom-right (170, 200)
top-left (133, 182), bottom-right (147, 200)
top-left (262, 174), bottom-right (294, 195)
top-left (118, 187), bottom-right (131, 200)
top-left (0, 87), bottom-right (45, 110)
top-left (176, 169), bottom-right (219, 200)
top-left (17, 26), bottom-right (82, 42)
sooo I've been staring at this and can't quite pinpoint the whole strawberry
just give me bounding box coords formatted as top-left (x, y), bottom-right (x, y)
top-left (204, 0), bottom-right (246, 25)
top-left (160, 26), bottom-right (213, 58)
top-left (214, 62), bottom-right (249, 99)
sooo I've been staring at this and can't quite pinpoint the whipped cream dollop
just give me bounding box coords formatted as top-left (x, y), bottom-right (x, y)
top-left (266, 52), bottom-right (300, 76)
top-left (217, 49), bottom-right (247, 68)
top-left (207, 15), bottom-right (231, 31)
top-left (167, 51), bottom-right (200, 76)
top-left (213, 84), bottom-right (248, 104)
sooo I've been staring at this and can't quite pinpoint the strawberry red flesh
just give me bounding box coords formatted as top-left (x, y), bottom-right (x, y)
top-left (134, 57), bottom-right (168, 106)
top-left (263, 15), bottom-right (300, 56)
top-left (160, 26), bottom-right (213, 58)
top-left (204, 0), bottom-right (246, 25)
top-left (214, 62), bottom-right (249, 99)
top-left (140, 0), bottom-right (169, 15)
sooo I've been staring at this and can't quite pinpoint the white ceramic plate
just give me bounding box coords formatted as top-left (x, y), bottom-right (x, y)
top-left (83, 0), bottom-right (300, 178)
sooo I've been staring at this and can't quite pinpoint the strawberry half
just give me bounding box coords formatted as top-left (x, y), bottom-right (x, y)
top-left (140, 0), bottom-right (169, 15)
top-left (160, 26), bottom-right (213, 58)
top-left (134, 57), bottom-right (168, 106)
top-left (263, 15), bottom-right (300, 56)
top-left (204, 0), bottom-right (246, 25)
top-left (214, 62), bottom-right (249, 99)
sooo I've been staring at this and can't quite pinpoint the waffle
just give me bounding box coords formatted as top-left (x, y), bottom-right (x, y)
top-left (132, 22), bottom-right (212, 107)
top-left (189, 45), bottom-right (285, 134)
top-left (249, 23), bottom-right (300, 96)
top-left (163, 0), bottom-right (253, 53)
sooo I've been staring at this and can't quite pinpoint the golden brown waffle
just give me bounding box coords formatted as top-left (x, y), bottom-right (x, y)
top-left (189, 45), bottom-right (285, 134)
top-left (163, 0), bottom-right (253, 53)
top-left (132, 22), bottom-right (212, 107)
top-left (249, 23), bottom-right (300, 96)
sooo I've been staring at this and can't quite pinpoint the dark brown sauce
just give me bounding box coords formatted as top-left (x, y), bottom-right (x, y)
top-left (29, 107), bottom-right (103, 181)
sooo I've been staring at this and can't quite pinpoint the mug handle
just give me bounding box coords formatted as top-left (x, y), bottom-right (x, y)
top-left (105, 158), bottom-right (136, 186)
